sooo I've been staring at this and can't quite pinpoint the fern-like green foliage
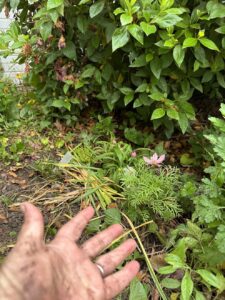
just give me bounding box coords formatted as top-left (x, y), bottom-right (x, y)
top-left (192, 105), bottom-right (225, 224)
top-left (186, 104), bottom-right (225, 264)
top-left (121, 160), bottom-right (182, 222)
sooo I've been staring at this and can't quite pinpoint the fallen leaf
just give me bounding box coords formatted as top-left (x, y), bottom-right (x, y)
top-left (136, 270), bottom-right (148, 282)
top-left (150, 254), bottom-right (166, 271)
top-left (9, 205), bottom-right (21, 212)
top-left (54, 120), bottom-right (66, 133)
top-left (10, 179), bottom-right (27, 189)
top-left (8, 171), bottom-right (17, 178)
top-left (164, 141), bottom-right (170, 149)
top-left (10, 166), bottom-right (22, 172)
top-left (0, 213), bottom-right (7, 223)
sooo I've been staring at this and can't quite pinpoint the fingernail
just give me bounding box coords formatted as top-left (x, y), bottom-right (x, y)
top-left (20, 203), bottom-right (26, 213)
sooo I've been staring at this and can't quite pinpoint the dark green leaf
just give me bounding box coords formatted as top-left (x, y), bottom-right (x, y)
top-left (124, 93), bottom-right (134, 106)
top-left (155, 14), bottom-right (182, 28)
top-left (217, 72), bottom-right (225, 88)
top-left (130, 54), bottom-right (146, 67)
top-left (195, 290), bottom-right (206, 300)
top-left (62, 41), bottom-right (77, 60)
top-left (181, 271), bottom-right (193, 300)
top-left (140, 22), bottom-right (156, 36)
top-left (133, 98), bottom-right (142, 108)
top-left (10, 0), bottom-right (20, 9)
top-left (135, 83), bottom-right (148, 93)
top-left (81, 65), bottom-right (96, 78)
top-left (89, 0), bottom-right (105, 18)
top-left (158, 266), bottom-right (177, 275)
top-left (77, 16), bottom-right (88, 33)
top-left (112, 27), bottom-right (130, 52)
top-left (151, 108), bottom-right (165, 120)
top-left (120, 87), bottom-right (134, 95)
top-left (193, 60), bottom-right (200, 72)
top-left (129, 278), bottom-right (148, 300)
top-left (120, 13), bottom-right (133, 26)
top-left (178, 112), bottom-right (189, 134)
top-left (49, 10), bottom-right (59, 23)
top-left (161, 278), bottom-right (180, 289)
top-left (47, 0), bottom-right (63, 10)
top-left (128, 24), bottom-right (144, 44)
top-left (150, 56), bottom-right (161, 79)
top-left (167, 109), bottom-right (179, 120)
top-left (220, 103), bottom-right (225, 116)
top-left (202, 71), bottom-right (213, 83)
top-left (190, 78), bottom-right (203, 93)
top-left (124, 128), bottom-right (154, 146)
top-left (197, 269), bottom-right (225, 291)
top-left (79, 0), bottom-right (91, 4)
top-left (102, 64), bottom-right (113, 81)
top-left (173, 44), bottom-right (185, 67)
top-left (160, 0), bottom-right (174, 10)
top-left (207, 1), bottom-right (225, 19)
top-left (51, 99), bottom-right (71, 111)
top-left (40, 22), bottom-right (53, 41)
top-left (183, 37), bottom-right (197, 48)
top-left (199, 38), bottom-right (219, 52)
top-left (113, 7), bottom-right (124, 15)
top-left (146, 53), bottom-right (153, 62)
top-left (150, 92), bottom-right (164, 101)
top-left (165, 8), bottom-right (187, 15)
top-left (165, 254), bottom-right (185, 268)
top-left (215, 26), bottom-right (225, 34)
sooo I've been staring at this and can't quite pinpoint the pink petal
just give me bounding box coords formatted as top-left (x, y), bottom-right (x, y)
top-left (131, 151), bottom-right (137, 157)
top-left (157, 154), bottom-right (165, 164)
top-left (151, 153), bottom-right (158, 161)
top-left (143, 156), bottom-right (152, 165)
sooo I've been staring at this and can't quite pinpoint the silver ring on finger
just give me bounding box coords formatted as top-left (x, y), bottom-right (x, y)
top-left (95, 263), bottom-right (105, 277)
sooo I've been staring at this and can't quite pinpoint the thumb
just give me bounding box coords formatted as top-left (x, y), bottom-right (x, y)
top-left (17, 202), bottom-right (44, 243)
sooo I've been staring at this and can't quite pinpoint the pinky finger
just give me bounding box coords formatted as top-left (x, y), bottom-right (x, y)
top-left (104, 261), bottom-right (140, 300)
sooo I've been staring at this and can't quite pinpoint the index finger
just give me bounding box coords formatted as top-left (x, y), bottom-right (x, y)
top-left (55, 206), bottom-right (95, 241)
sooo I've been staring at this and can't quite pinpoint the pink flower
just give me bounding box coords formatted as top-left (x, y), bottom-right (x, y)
top-left (131, 151), bottom-right (137, 157)
top-left (143, 153), bottom-right (165, 167)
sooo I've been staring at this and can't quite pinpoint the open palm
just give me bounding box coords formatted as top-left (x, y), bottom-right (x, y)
top-left (0, 203), bottom-right (139, 300)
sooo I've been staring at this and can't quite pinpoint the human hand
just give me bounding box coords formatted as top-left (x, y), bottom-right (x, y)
top-left (0, 203), bottom-right (139, 300)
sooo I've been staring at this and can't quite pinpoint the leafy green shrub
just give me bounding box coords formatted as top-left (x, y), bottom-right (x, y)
top-left (1, 0), bottom-right (225, 133)
top-left (0, 78), bottom-right (20, 120)
top-left (162, 104), bottom-right (225, 299)
top-left (121, 160), bottom-right (181, 222)
top-left (0, 75), bottom-right (44, 122)
top-left (159, 229), bottom-right (225, 299)
top-left (188, 104), bottom-right (225, 264)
